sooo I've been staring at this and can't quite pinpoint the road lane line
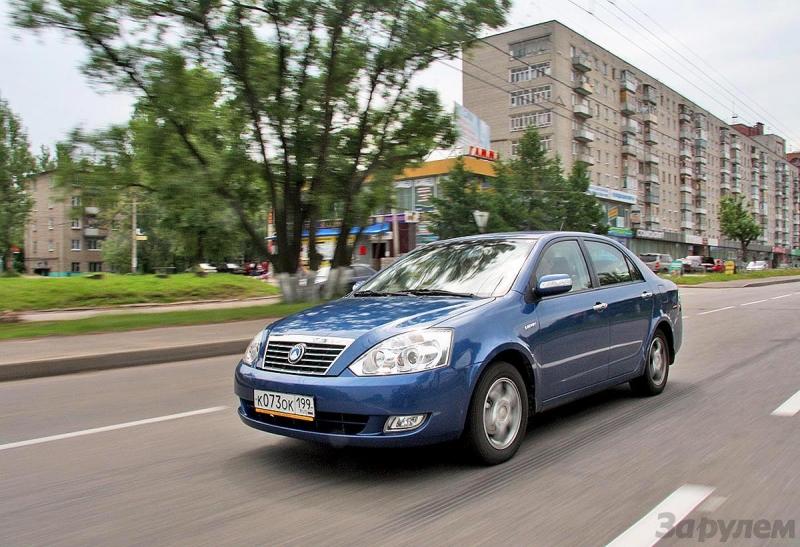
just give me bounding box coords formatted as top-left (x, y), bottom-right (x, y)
top-left (0, 406), bottom-right (227, 452)
top-left (740, 299), bottom-right (768, 306)
top-left (771, 390), bottom-right (800, 417)
top-left (606, 484), bottom-right (715, 547)
top-left (770, 294), bottom-right (793, 300)
top-left (697, 306), bottom-right (734, 316)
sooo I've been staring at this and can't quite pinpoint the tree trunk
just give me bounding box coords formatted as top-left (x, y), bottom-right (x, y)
top-left (4, 248), bottom-right (13, 274)
top-left (740, 240), bottom-right (748, 264)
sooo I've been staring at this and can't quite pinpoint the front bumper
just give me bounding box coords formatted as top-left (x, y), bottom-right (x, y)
top-left (235, 363), bottom-right (472, 447)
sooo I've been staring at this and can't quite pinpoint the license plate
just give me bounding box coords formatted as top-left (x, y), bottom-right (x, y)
top-left (253, 389), bottom-right (315, 421)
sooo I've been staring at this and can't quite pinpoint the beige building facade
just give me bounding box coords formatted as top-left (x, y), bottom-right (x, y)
top-left (23, 172), bottom-right (107, 275)
top-left (463, 20), bottom-right (800, 262)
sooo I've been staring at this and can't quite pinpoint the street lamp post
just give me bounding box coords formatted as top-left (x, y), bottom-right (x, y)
top-left (473, 210), bottom-right (489, 233)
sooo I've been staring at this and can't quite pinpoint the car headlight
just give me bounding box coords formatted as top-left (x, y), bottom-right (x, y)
top-left (242, 332), bottom-right (264, 367)
top-left (349, 329), bottom-right (453, 376)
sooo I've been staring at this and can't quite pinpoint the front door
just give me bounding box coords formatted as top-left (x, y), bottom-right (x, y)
top-left (524, 239), bottom-right (610, 401)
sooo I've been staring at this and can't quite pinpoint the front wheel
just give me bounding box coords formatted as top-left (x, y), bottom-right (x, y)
top-left (630, 331), bottom-right (670, 396)
top-left (463, 362), bottom-right (529, 465)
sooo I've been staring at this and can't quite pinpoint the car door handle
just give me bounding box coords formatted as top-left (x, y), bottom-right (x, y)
top-left (593, 302), bottom-right (608, 312)
top-left (641, 291), bottom-right (653, 299)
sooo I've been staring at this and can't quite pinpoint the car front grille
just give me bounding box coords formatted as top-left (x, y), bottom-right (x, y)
top-left (243, 402), bottom-right (369, 435)
top-left (260, 335), bottom-right (352, 375)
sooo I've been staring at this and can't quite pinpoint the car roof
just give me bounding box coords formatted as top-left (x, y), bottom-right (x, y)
top-left (429, 231), bottom-right (614, 245)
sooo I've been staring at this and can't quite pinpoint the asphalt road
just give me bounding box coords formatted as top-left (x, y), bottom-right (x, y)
top-left (1, 284), bottom-right (799, 546)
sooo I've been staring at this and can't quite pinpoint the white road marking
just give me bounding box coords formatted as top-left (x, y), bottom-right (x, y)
top-left (771, 390), bottom-right (800, 417)
top-left (697, 306), bottom-right (734, 316)
top-left (770, 294), bottom-right (793, 300)
top-left (607, 484), bottom-right (715, 547)
top-left (0, 406), bottom-right (227, 452)
top-left (740, 299), bottom-right (768, 306)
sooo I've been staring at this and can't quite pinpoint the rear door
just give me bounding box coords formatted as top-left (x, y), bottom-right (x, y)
top-left (583, 239), bottom-right (653, 379)
top-left (525, 239), bottom-right (610, 401)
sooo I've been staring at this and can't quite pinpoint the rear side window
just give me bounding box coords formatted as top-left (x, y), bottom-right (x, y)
top-left (535, 240), bottom-right (592, 293)
top-left (584, 240), bottom-right (633, 286)
top-left (626, 256), bottom-right (644, 281)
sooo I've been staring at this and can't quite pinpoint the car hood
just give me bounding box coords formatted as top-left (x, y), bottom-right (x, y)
top-left (268, 295), bottom-right (492, 341)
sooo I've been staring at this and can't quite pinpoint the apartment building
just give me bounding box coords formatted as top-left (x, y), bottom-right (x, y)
top-left (463, 20), bottom-right (800, 262)
top-left (23, 172), bottom-right (107, 275)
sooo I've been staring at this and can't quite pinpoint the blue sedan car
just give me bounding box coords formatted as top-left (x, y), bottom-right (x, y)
top-left (235, 232), bottom-right (682, 464)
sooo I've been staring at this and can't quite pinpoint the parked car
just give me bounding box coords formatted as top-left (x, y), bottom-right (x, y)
top-left (314, 264), bottom-right (377, 293)
top-left (638, 253), bottom-right (673, 273)
top-left (711, 259), bottom-right (725, 273)
top-left (194, 263), bottom-right (217, 274)
top-left (746, 260), bottom-right (769, 271)
top-left (235, 232), bottom-right (682, 464)
top-left (680, 256), bottom-right (706, 273)
top-left (217, 263), bottom-right (244, 274)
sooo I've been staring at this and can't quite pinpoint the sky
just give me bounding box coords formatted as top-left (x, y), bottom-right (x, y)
top-left (1, 0), bottom-right (799, 152)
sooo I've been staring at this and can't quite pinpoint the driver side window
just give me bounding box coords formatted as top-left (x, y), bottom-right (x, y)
top-left (535, 240), bottom-right (592, 293)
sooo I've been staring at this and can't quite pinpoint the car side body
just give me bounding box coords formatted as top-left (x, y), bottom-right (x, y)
top-left (234, 232), bottom-right (682, 461)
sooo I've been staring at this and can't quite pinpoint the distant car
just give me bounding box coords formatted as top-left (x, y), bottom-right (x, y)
top-left (195, 263), bottom-right (218, 274)
top-left (217, 263), bottom-right (244, 274)
top-left (680, 256), bottom-right (706, 273)
top-left (314, 264), bottom-right (377, 292)
top-left (711, 259), bottom-right (725, 273)
top-left (638, 253), bottom-right (673, 273)
top-left (746, 260), bottom-right (768, 271)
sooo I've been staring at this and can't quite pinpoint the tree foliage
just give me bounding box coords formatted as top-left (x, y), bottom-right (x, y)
top-left (431, 129), bottom-right (606, 237)
top-left (719, 195), bottom-right (761, 261)
top-left (13, 0), bottom-right (510, 285)
top-left (0, 97), bottom-right (36, 273)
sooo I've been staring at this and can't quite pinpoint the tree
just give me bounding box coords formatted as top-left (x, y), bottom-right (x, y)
top-left (13, 0), bottom-right (510, 299)
top-left (562, 161), bottom-right (607, 233)
top-left (719, 195), bottom-right (761, 262)
top-left (0, 97), bottom-right (36, 274)
top-left (430, 159), bottom-right (487, 239)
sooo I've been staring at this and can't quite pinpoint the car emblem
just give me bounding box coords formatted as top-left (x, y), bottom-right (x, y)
top-left (287, 343), bottom-right (306, 364)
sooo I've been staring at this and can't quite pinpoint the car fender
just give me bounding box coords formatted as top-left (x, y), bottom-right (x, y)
top-left (469, 340), bottom-right (544, 413)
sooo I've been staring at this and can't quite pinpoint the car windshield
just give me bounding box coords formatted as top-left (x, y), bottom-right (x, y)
top-left (356, 239), bottom-right (536, 298)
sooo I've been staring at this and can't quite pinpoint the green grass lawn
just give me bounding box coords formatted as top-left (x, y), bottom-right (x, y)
top-left (0, 302), bottom-right (312, 341)
top-left (665, 268), bottom-right (800, 285)
top-left (0, 273), bottom-right (280, 311)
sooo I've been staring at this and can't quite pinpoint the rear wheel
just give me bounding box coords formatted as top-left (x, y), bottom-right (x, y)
top-left (630, 330), bottom-right (670, 396)
top-left (463, 362), bottom-right (528, 465)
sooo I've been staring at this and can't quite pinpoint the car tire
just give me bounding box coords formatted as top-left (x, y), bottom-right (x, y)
top-left (463, 361), bottom-right (529, 465)
top-left (630, 330), bottom-right (670, 396)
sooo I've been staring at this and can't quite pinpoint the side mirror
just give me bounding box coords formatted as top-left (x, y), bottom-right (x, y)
top-left (535, 273), bottom-right (573, 297)
top-left (352, 280), bottom-right (366, 292)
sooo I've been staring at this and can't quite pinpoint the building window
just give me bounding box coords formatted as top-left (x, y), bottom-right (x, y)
top-left (48, 240), bottom-right (54, 252)
top-left (71, 196), bottom-right (81, 207)
top-left (540, 136), bottom-right (552, 151)
top-left (509, 36), bottom-right (551, 58)
top-left (89, 262), bottom-right (103, 272)
top-left (48, 218), bottom-right (54, 230)
top-left (32, 223), bottom-right (37, 232)
top-left (87, 238), bottom-right (103, 251)
top-left (71, 262), bottom-right (81, 273)
top-left (510, 111), bottom-right (552, 132)
top-left (509, 62), bottom-right (550, 83)
top-left (71, 239), bottom-right (81, 251)
top-left (509, 85), bottom-right (551, 107)
top-left (33, 241), bottom-right (37, 253)
top-left (71, 218), bottom-right (81, 229)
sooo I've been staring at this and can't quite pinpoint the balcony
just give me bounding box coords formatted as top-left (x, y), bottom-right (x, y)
top-left (720, 176), bottom-right (731, 191)
top-left (84, 227), bottom-right (101, 237)
top-left (721, 149), bottom-right (730, 160)
top-left (679, 111), bottom-right (692, 123)
top-left (621, 120), bottom-right (639, 134)
top-left (679, 129), bottom-right (693, 140)
top-left (694, 155), bottom-right (707, 165)
top-left (573, 102), bottom-right (592, 118)
top-left (679, 147), bottom-right (691, 159)
top-left (573, 128), bottom-right (595, 143)
top-left (695, 207), bottom-right (708, 216)
top-left (731, 141), bottom-right (742, 151)
top-left (578, 153), bottom-right (595, 166)
top-left (574, 77), bottom-right (593, 95)
top-left (621, 144), bottom-right (639, 158)
top-left (681, 200), bottom-right (693, 211)
top-left (644, 173), bottom-right (660, 185)
top-left (644, 131), bottom-right (658, 145)
top-left (623, 175), bottom-right (638, 191)
top-left (644, 153), bottom-right (660, 165)
top-left (621, 78), bottom-right (637, 93)
top-left (84, 206), bottom-right (100, 216)
top-left (695, 171), bottom-right (708, 182)
top-left (643, 86), bottom-right (658, 104)
top-left (645, 192), bottom-right (660, 205)
top-left (642, 112), bottom-right (658, 125)
top-left (572, 54), bottom-right (593, 72)
top-left (720, 167), bottom-right (730, 176)
top-left (697, 188), bottom-right (707, 199)
top-left (680, 166), bottom-right (693, 177)
top-left (645, 215), bottom-right (660, 226)
top-left (681, 220), bottom-right (694, 230)
top-left (620, 101), bottom-right (637, 116)
top-left (680, 184), bottom-right (694, 194)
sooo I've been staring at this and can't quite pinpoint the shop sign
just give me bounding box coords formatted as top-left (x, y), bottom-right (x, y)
top-left (607, 227), bottom-right (633, 238)
top-left (772, 246), bottom-right (786, 254)
top-left (588, 185), bottom-right (637, 205)
top-left (635, 229), bottom-right (664, 240)
top-left (684, 234), bottom-right (702, 245)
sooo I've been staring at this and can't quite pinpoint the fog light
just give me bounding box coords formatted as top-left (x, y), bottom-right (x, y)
top-left (384, 414), bottom-right (426, 433)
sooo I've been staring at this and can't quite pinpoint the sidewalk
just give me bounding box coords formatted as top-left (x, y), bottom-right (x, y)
top-left (19, 295), bottom-right (281, 322)
top-left (0, 319), bottom-right (272, 381)
top-left (677, 274), bottom-right (800, 289)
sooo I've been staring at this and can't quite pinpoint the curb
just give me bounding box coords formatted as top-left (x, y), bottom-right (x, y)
top-left (678, 277), bottom-right (800, 289)
top-left (19, 295), bottom-right (280, 316)
top-left (0, 338), bottom-right (250, 382)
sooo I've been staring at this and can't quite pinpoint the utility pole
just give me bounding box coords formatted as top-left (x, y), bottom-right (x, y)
top-left (131, 193), bottom-right (138, 274)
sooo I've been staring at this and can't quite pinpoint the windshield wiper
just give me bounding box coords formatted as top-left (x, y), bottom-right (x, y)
top-left (352, 290), bottom-right (407, 297)
top-left (398, 289), bottom-right (477, 298)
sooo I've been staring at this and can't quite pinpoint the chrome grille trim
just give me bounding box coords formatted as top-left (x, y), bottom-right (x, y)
top-left (260, 334), bottom-right (354, 376)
